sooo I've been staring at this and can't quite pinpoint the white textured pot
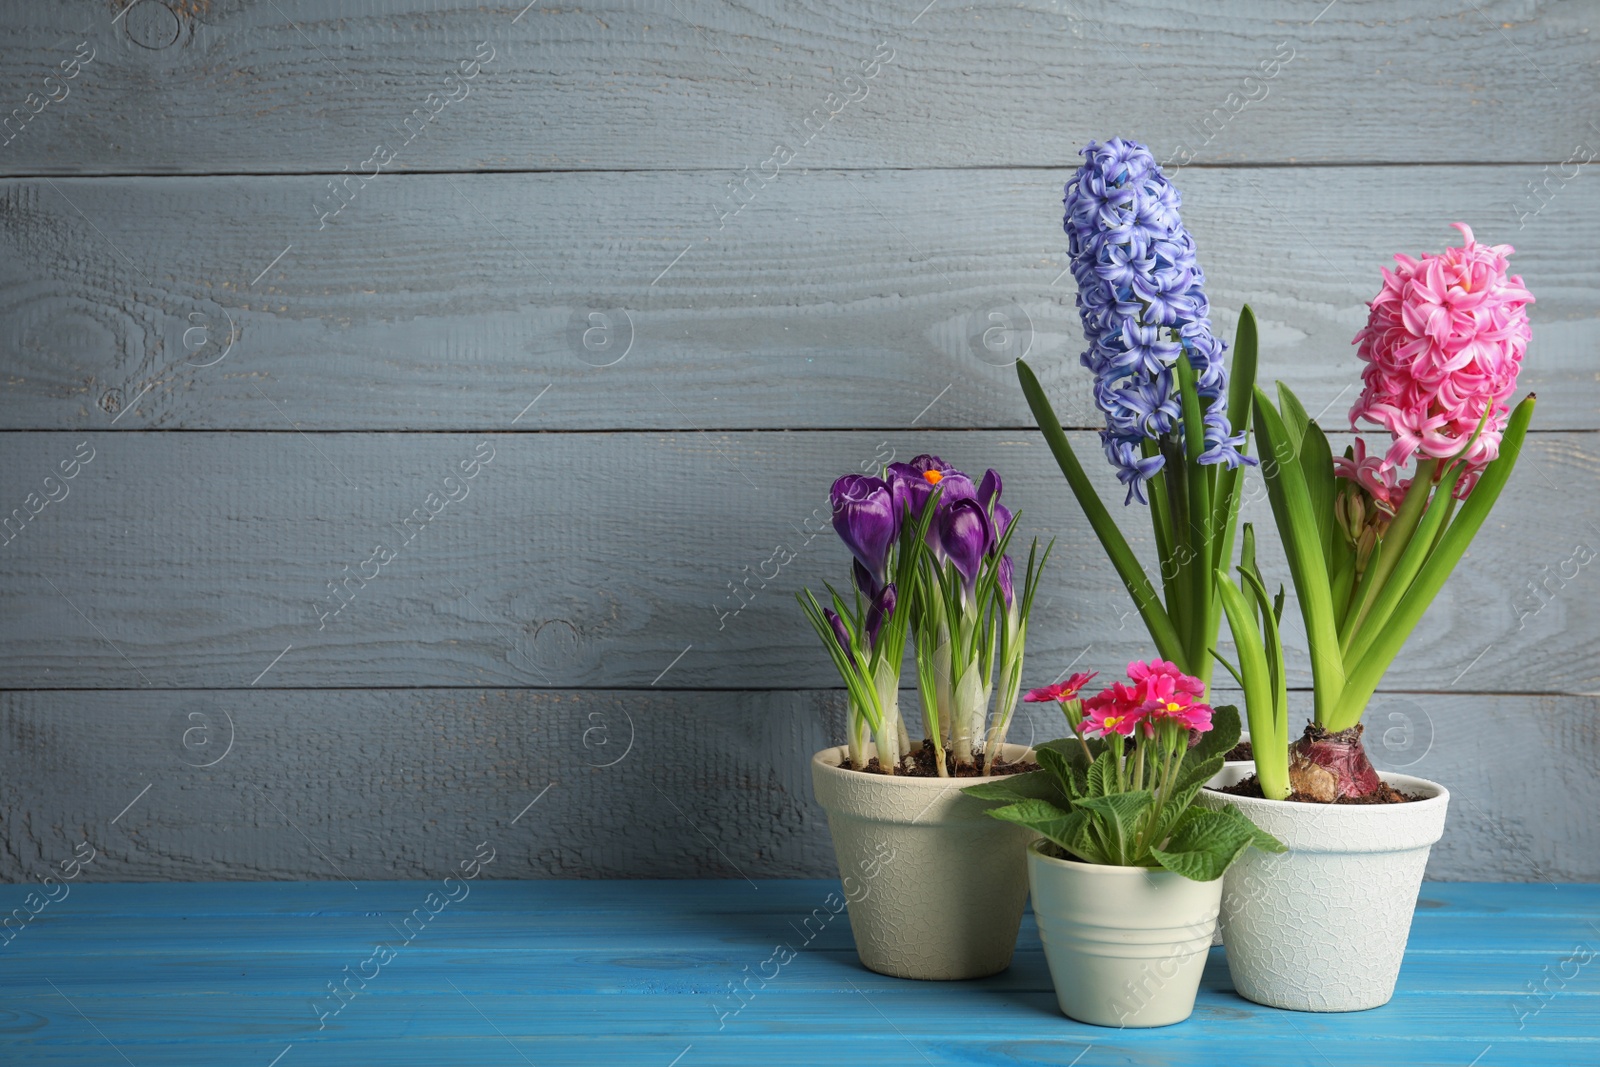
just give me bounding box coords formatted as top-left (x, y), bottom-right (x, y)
top-left (1198, 762), bottom-right (1449, 1011)
top-left (1028, 841), bottom-right (1221, 1027)
top-left (1224, 729), bottom-right (1252, 769)
top-left (810, 743), bottom-right (1035, 980)
top-left (1210, 730), bottom-right (1253, 947)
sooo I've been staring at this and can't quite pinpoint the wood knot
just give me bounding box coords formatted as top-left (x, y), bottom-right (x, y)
top-left (122, 1), bottom-right (182, 50)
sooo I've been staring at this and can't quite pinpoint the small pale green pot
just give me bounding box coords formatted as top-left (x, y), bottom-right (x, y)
top-left (1027, 841), bottom-right (1222, 1027)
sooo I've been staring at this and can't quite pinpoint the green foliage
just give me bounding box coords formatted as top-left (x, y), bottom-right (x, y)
top-left (965, 703), bottom-right (1283, 881)
top-left (1250, 388), bottom-right (1537, 734)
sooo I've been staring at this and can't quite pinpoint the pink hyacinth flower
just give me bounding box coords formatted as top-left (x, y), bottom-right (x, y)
top-left (1349, 223), bottom-right (1533, 498)
top-left (1331, 436), bottom-right (1410, 512)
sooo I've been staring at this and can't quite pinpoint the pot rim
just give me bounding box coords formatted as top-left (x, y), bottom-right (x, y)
top-left (1203, 762), bottom-right (1450, 815)
top-left (1026, 837), bottom-right (1175, 876)
top-left (810, 742), bottom-right (1036, 787)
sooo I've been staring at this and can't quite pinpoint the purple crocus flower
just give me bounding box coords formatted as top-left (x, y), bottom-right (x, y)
top-left (851, 558), bottom-right (877, 597)
top-left (1064, 138), bottom-right (1250, 503)
top-left (991, 502), bottom-right (1013, 546)
top-left (996, 554), bottom-right (1015, 610)
top-left (831, 475), bottom-right (899, 587)
top-left (976, 468), bottom-right (1012, 551)
top-left (865, 583), bottom-right (897, 650)
top-left (938, 498), bottom-right (995, 590)
top-left (977, 468), bottom-right (1002, 509)
top-left (824, 607), bottom-right (855, 666)
top-left (886, 455), bottom-right (975, 522)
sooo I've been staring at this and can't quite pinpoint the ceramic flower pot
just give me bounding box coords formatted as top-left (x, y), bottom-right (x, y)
top-left (810, 743), bottom-right (1035, 980)
top-left (1224, 728), bottom-right (1252, 769)
top-left (1027, 840), bottom-right (1222, 1027)
top-left (1198, 762), bottom-right (1450, 1011)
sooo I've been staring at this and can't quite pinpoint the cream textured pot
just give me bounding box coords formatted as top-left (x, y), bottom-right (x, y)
top-left (1027, 841), bottom-right (1222, 1027)
top-left (1199, 763), bottom-right (1450, 1011)
top-left (810, 743), bottom-right (1035, 980)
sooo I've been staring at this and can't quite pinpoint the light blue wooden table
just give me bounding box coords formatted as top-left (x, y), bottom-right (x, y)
top-left (1, 880), bottom-right (1593, 1065)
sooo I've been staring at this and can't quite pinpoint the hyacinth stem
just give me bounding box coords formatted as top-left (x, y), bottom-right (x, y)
top-left (1142, 439), bottom-right (1181, 621)
top-left (1176, 356), bottom-right (1214, 683)
top-left (1158, 435), bottom-right (1194, 669)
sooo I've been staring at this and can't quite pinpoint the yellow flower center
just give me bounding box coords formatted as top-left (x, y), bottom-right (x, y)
top-left (923, 470), bottom-right (944, 485)
top-left (1165, 701), bottom-right (1181, 713)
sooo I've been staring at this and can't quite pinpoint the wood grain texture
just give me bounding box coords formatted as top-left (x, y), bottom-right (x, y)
top-left (0, 430), bottom-right (1594, 693)
top-left (0, 690), bottom-right (1594, 884)
top-left (1, 167), bottom-right (1594, 431)
top-left (0, 0), bottom-right (1595, 174)
top-left (1, 0), bottom-right (1595, 890)
top-left (0, 881), bottom-right (1595, 1066)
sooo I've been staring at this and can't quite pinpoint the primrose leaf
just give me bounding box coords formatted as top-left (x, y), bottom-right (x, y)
top-left (1150, 804), bottom-right (1285, 882)
top-left (1073, 791), bottom-right (1155, 866)
top-left (962, 769), bottom-right (1061, 805)
top-left (1190, 704), bottom-right (1241, 766)
top-left (985, 798), bottom-right (1077, 852)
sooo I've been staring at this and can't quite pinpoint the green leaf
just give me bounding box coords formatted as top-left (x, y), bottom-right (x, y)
top-left (1074, 791), bottom-right (1156, 866)
top-left (1211, 648), bottom-right (1246, 690)
top-left (986, 798), bottom-right (1074, 845)
top-left (1329, 395), bottom-right (1537, 728)
top-left (1276, 380), bottom-right (1310, 444)
top-left (1189, 704), bottom-right (1240, 768)
top-left (1304, 426), bottom-right (1339, 570)
top-left (1229, 804), bottom-right (1289, 855)
top-left (1329, 543), bottom-right (1356, 631)
top-left (1204, 305), bottom-right (1259, 676)
top-left (1252, 387), bottom-right (1344, 724)
top-left (1277, 384), bottom-right (1339, 585)
top-left (1016, 360), bottom-right (1185, 662)
top-left (1035, 744), bottom-right (1081, 798)
top-left (1226, 306), bottom-right (1260, 450)
top-left (1343, 462), bottom-right (1467, 670)
top-left (1065, 808), bottom-right (1111, 864)
top-left (961, 769), bottom-right (1062, 805)
top-left (1085, 749), bottom-right (1120, 799)
top-left (1237, 563), bottom-right (1288, 731)
top-left (1149, 806), bottom-right (1259, 882)
top-left (1214, 570), bottom-right (1290, 800)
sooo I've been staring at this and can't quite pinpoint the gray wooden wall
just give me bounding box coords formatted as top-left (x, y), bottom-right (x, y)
top-left (1, 0), bottom-right (1596, 884)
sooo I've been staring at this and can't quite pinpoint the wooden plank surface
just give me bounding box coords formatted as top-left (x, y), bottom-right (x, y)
top-left (0, 0), bottom-right (1595, 174)
top-left (0, 689), bottom-right (1595, 883)
top-left (0, 169), bottom-right (1592, 431)
top-left (0, 880), bottom-right (1595, 1065)
top-left (0, 430), bottom-right (1593, 693)
top-left (2, 0), bottom-right (1595, 891)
